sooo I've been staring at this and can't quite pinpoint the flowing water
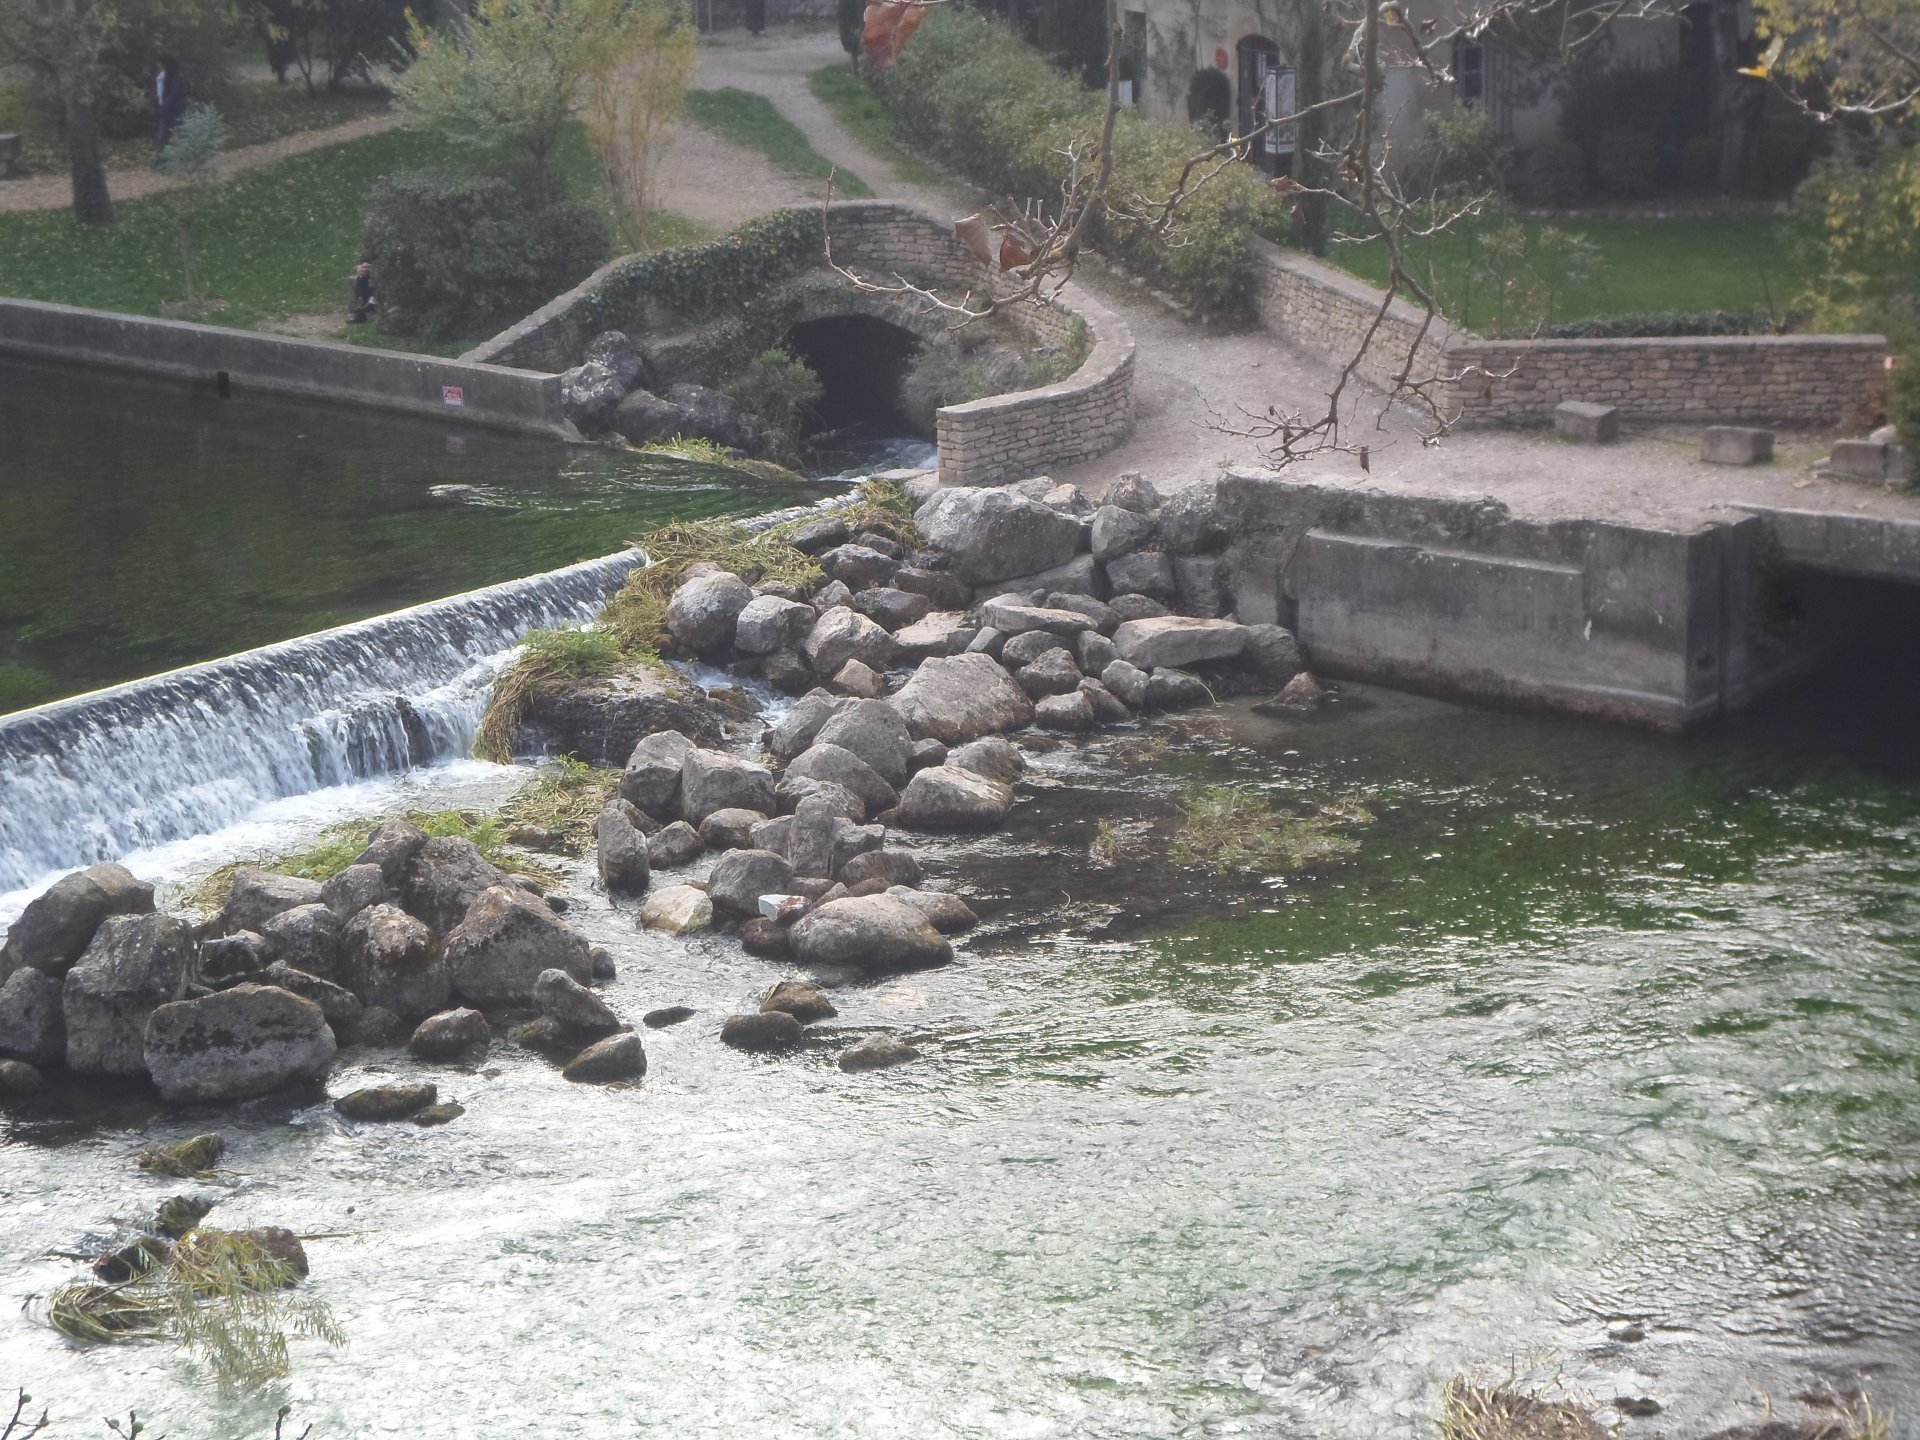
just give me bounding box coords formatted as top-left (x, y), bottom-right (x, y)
top-left (0, 356), bottom-right (820, 712)
top-left (2, 667), bottom-right (1915, 1440)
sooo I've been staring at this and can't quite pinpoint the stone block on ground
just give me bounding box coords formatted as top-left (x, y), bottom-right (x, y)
top-left (1553, 401), bottom-right (1620, 443)
top-left (1700, 426), bottom-right (1774, 465)
top-left (1823, 438), bottom-right (1912, 485)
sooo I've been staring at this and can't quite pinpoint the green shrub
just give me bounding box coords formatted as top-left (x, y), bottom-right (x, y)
top-left (587, 207), bottom-right (824, 322)
top-left (1893, 355), bottom-right (1920, 455)
top-left (1596, 127), bottom-right (1661, 198)
top-left (360, 168), bottom-right (611, 339)
top-left (1540, 308), bottom-right (1777, 338)
top-left (731, 346), bottom-right (824, 464)
top-left (1522, 140), bottom-right (1588, 207)
top-left (869, 7), bottom-right (1283, 318)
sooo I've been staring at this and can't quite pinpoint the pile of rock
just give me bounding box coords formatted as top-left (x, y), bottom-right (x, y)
top-left (559, 330), bottom-right (764, 452)
top-left (0, 819), bottom-right (641, 1104)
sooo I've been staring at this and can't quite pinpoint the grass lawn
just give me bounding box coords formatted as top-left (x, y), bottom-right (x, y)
top-left (683, 86), bottom-right (873, 198)
top-left (0, 79), bottom-right (392, 177)
top-left (807, 65), bottom-right (944, 187)
top-left (1326, 214), bottom-right (1819, 331)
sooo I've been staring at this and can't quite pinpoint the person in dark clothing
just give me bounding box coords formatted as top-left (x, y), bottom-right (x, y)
top-left (155, 54), bottom-right (187, 158)
top-left (347, 259), bottom-right (378, 324)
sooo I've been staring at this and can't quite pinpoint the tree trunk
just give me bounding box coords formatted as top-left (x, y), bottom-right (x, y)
top-left (63, 91), bottom-right (113, 228)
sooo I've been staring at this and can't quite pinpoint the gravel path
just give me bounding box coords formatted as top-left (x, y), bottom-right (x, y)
top-left (0, 111), bottom-right (404, 216)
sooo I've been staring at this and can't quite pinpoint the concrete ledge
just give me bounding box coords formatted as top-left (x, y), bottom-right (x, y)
top-left (0, 298), bottom-right (578, 439)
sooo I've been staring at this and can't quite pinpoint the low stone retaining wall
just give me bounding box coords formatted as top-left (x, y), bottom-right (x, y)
top-left (0, 299), bottom-right (575, 439)
top-left (1250, 242), bottom-right (1885, 428)
top-left (468, 200), bottom-right (1134, 486)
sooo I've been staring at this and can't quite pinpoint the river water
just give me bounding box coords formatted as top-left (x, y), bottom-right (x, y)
top-left (2, 665), bottom-right (1915, 1439)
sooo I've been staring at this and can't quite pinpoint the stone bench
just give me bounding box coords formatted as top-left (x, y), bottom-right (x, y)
top-left (1821, 438), bottom-right (1912, 487)
top-left (0, 134), bottom-right (22, 180)
top-left (1701, 426), bottom-right (1773, 465)
top-left (1553, 401), bottom-right (1619, 444)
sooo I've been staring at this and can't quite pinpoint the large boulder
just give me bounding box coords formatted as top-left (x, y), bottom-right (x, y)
top-left (259, 903), bottom-right (342, 982)
top-left (564, 1032), bottom-right (646, 1083)
top-left (144, 985), bottom-right (336, 1103)
top-left (320, 864), bottom-right (389, 923)
top-left (409, 1007), bottom-right (490, 1062)
top-left (734, 594), bottom-right (815, 655)
top-left (666, 571), bottom-right (754, 655)
top-left (595, 799), bottom-right (652, 895)
top-left (895, 767), bottom-right (1015, 831)
top-left (914, 487), bottom-right (1083, 583)
top-left (534, 968), bottom-right (621, 1038)
top-left (211, 868), bottom-right (323, 941)
top-left (789, 896), bottom-right (953, 975)
top-left (400, 836), bottom-right (510, 935)
top-left (585, 329), bottom-right (649, 391)
top-left (801, 607), bottom-right (894, 677)
top-left (352, 819), bottom-right (428, 883)
top-left (764, 691), bottom-right (846, 762)
top-left (62, 913), bottom-right (193, 1076)
top-left (512, 665), bottom-right (724, 766)
top-left (341, 904), bottom-right (448, 1021)
top-left (889, 653), bottom-right (1033, 744)
top-left (820, 544), bottom-right (900, 591)
top-left (260, 962), bottom-right (363, 1030)
top-left (1102, 550), bottom-right (1178, 599)
top-left (1, 863), bottom-right (154, 977)
top-left (1111, 616), bottom-right (1250, 670)
top-left (705, 849), bottom-right (795, 918)
top-left (946, 737), bottom-right (1024, 784)
top-left (620, 730), bottom-right (698, 817)
top-left (680, 749), bottom-right (777, 824)
top-left (1157, 480), bottom-right (1227, 554)
top-left (785, 743), bottom-right (898, 817)
top-left (812, 699), bottom-right (914, 786)
top-left (560, 359), bottom-right (627, 432)
top-left (445, 885), bottom-right (592, 1007)
top-left (1090, 504), bottom-right (1156, 561)
top-left (0, 967), bottom-right (65, 1066)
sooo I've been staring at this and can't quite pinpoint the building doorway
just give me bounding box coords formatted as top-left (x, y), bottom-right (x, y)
top-left (1236, 36), bottom-right (1295, 178)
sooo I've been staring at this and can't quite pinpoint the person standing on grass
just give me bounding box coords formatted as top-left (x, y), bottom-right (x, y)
top-left (347, 259), bottom-right (378, 325)
top-left (155, 54), bottom-right (187, 160)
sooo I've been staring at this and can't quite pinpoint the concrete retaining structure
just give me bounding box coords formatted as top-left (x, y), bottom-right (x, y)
top-left (0, 298), bottom-right (576, 439)
top-left (1250, 243), bottom-right (1885, 428)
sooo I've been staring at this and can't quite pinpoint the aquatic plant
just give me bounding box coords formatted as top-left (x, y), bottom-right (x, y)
top-left (499, 755), bottom-right (621, 854)
top-left (1438, 1377), bottom-right (1606, 1440)
top-left (474, 626), bottom-right (624, 763)
top-left (136, 1133), bottom-right (226, 1179)
top-left (1171, 783), bottom-right (1370, 873)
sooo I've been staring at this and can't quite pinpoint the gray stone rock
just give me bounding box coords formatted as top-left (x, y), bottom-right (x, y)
top-left (775, 775), bottom-right (866, 823)
top-left (680, 748), bottom-right (776, 824)
top-left (839, 1035), bottom-right (921, 1072)
top-left (334, 1081), bottom-right (436, 1121)
top-left (813, 579), bottom-right (854, 612)
top-left (199, 931), bottom-right (270, 985)
top-left (1047, 592), bottom-right (1119, 634)
top-left (895, 766), bottom-right (1015, 831)
top-left (585, 329), bottom-right (648, 391)
top-left (667, 571), bottom-right (754, 655)
top-left (1262, 670), bottom-right (1330, 710)
top-left (564, 1031), bottom-right (647, 1082)
top-left (1103, 551), bottom-right (1178, 599)
top-left (320, 863), bottom-right (388, 923)
top-left (354, 819), bottom-right (428, 882)
top-left (212, 868), bottom-right (323, 940)
top-left (145, 985), bottom-right (336, 1102)
top-left (813, 699), bottom-right (914, 785)
top-left (445, 885), bottom-right (591, 1006)
top-left (820, 544), bottom-right (899, 590)
top-left (788, 516), bottom-right (850, 554)
top-left (852, 587), bottom-right (931, 632)
top-left (401, 836), bottom-right (509, 934)
top-left (1106, 472), bottom-right (1161, 512)
top-left (705, 849), bottom-right (795, 918)
top-left (986, 553), bottom-right (1102, 600)
top-left (946, 737), bottom-right (1024, 784)
top-left (260, 962), bottom-right (362, 1029)
top-left (838, 850), bottom-right (921, 890)
top-left (892, 611), bottom-right (974, 660)
top-left (910, 738), bottom-right (948, 770)
top-left (644, 1005), bottom-right (696, 1029)
top-left (761, 980), bottom-right (836, 1022)
top-left (1036, 690), bottom-right (1095, 731)
top-left (698, 807), bottom-right (767, 851)
top-left (621, 730), bottom-right (698, 818)
top-left (63, 913), bottom-right (192, 1076)
top-left (739, 916), bottom-right (792, 957)
top-left (560, 359), bottom-right (627, 431)
top-left (1016, 650), bottom-right (1083, 699)
top-left (830, 819), bottom-right (887, 877)
top-left (1158, 479), bottom-right (1227, 553)
top-left (640, 884), bottom-right (712, 935)
top-left (885, 885), bottom-right (978, 933)
top-left (720, 1011), bottom-right (805, 1052)
top-left (260, 903), bottom-right (341, 982)
top-left (409, 1006), bottom-right (490, 1062)
top-left (889, 653), bottom-right (1033, 744)
top-left (1244, 624), bottom-right (1305, 683)
top-left (965, 626), bottom-right (1004, 657)
top-left (666, 382), bottom-right (754, 449)
top-left (1075, 630), bottom-right (1118, 674)
top-left (765, 691), bottom-right (846, 762)
top-left (342, 904), bottom-right (448, 1021)
top-left (1, 863), bottom-right (154, 978)
top-left (1090, 504), bottom-right (1156, 562)
top-left (0, 1058), bottom-right (43, 1096)
top-left (1002, 629), bottom-right (1069, 668)
top-left (978, 596), bottom-right (1097, 636)
top-left (646, 820), bottom-right (704, 869)
top-left (914, 487), bottom-right (1084, 583)
top-left (1112, 616), bottom-right (1249, 670)
top-left (1079, 678), bottom-right (1132, 723)
top-left (734, 594), bottom-right (815, 655)
top-left (832, 659), bottom-right (886, 698)
top-left (761, 647), bottom-right (812, 694)
top-left (749, 814), bottom-right (794, 854)
top-left (1172, 555), bottom-right (1228, 617)
top-left (785, 796), bottom-right (838, 880)
top-left (534, 968), bottom-right (621, 1038)
top-left (789, 896), bottom-right (953, 974)
top-left (1148, 667), bottom-right (1213, 709)
top-left (802, 607), bottom-right (894, 677)
top-left (1100, 658), bottom-right (1151, 708)
top-left (0, 967), bottom-right (65, 1065)
top-left (786, 743), bottom-right (898, 817)
top-left (893, 567), bottom-right (972, 609)
top-left (341, 1004), bottom-right (405, 1048)
top-left (1107, 592), bottom-right (1170, 622)
top-left (596, 799), bottom-right (652, 894)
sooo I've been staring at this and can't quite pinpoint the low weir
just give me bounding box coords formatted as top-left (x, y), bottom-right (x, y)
top-left (0, 549), bottom-right (644, 895)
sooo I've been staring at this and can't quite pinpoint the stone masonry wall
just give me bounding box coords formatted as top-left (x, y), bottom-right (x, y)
top-left (1250, 240), bottom-right (1886, 428)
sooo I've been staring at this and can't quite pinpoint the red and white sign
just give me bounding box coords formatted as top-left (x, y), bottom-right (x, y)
top-left (442, 385), bottom-right (464, 407)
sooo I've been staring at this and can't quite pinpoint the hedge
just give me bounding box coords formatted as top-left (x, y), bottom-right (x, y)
top-left (867, 8), bottom-right (1284, 319)
top-left (1540, 309), bottom-right (1781, 339)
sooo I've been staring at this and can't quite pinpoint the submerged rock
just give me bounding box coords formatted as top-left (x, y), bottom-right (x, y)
top-left (144, 985), bottom-right (336, 1103)
top-left (334, 1081), bottom-right (436, 1122)
top-left (640, 884), bottom-right (713, 935)
top-left (838, 1035), bottom-right (920, 1073)
top-left (644, 1005), bottom-right (696, 1028)
top-left (788, 896), bottom-right (952, 975)
top-left (719, 1011), bottom-right (805, 1053)
top-left (761, 980), bottom-right (836, 1022)
top-left (564, 1032), bottom-right (646, 1083)
top-left (409, 1007), bottom-right (490, 1062)
top-left (0, 1058), bottom-right (44, 1097)
top-left (411, 1101), bottom-right (465, 1126)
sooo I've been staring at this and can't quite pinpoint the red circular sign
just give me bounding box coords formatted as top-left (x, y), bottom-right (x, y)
top-left (1214, 46), bottom-right (1229, 68)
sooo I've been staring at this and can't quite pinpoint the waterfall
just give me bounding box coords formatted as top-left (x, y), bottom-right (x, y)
top-left (0, 549), bottom-right (644, 895)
